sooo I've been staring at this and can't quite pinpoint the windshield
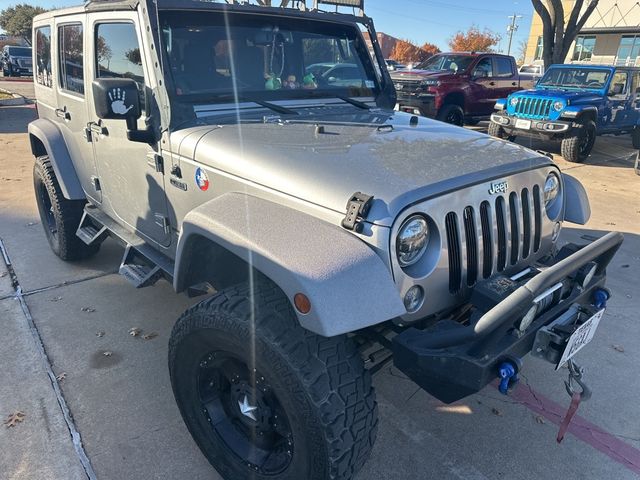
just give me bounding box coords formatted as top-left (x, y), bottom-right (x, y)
top-left (7, 47), bottom-right (31, 57)
top-left (159, 11), bottom-right (380, 101)
top-left (538, 67), bottom-right (611, 89)
top-left (416, 54), bottom-right (474, 72)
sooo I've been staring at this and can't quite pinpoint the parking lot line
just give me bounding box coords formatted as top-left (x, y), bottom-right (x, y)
top-left (507, 380), bottom-right (640, 475)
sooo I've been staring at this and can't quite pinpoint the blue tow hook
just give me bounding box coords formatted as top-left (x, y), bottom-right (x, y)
top-left (498, 361), bottom-right (520, 395)
top-left (593, 289), bottom-right (609, 309)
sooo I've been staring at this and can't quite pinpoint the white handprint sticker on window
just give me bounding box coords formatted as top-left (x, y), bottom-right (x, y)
top-left (108, 88), bottom-right (133, 115)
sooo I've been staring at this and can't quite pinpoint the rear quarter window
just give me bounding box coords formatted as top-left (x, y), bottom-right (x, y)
top-left (35, 26), bottom-right (53, 87)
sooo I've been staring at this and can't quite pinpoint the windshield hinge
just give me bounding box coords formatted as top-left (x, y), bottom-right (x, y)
top-left (342, 192), bottom-right (373, 233)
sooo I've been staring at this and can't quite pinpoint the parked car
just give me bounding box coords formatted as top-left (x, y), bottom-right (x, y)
top-left (384, 59), bottom-right (406, 71)
top-left (519, 63), bottom-right (544, 77)
top-left (390, 52), bottom-right (535, 125)
top-left (489, 64), bottom-right (640, 162)
top-left (30, 2), bottom-right (622, 479)
top-left (1, 45), bottom-right (33, 77)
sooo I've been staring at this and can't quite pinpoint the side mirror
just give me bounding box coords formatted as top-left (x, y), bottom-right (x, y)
top-left (92, 78), bottom-right (141, 121)
top-left (92, 78), bottom-right (155, 144)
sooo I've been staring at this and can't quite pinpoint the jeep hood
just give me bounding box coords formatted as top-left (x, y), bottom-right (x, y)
top-left (512, 88), bottom-right (603, 104)
top-left (170, 109), bottom-right (552, 226)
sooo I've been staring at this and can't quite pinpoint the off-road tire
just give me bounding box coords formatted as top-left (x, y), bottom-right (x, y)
top-left (632, 127), bottom-right (640, 149)
top-left (436, 103), bottom-right (464, 126)
top-left (487, 121), bottom-right (516, 142)
top-left (561, 119), bottom-right (596, 163)
top-left (33, 156), bottom-right (99, 261)
top-left (169, 281), bottom-right (378, 480)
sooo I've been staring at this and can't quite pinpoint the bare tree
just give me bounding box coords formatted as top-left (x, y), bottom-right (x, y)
top-left (531, 0), bottom-right (599, 69)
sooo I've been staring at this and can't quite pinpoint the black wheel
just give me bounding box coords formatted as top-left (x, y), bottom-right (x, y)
top-left (436, 104), bottom-right (464, 126)
top-left (561, 119), bottom-right (596, 163)
top-left (7, 64), bottom-right (13, 77)
top-left (487, 121), bottom-right (516, 142)
top-left (632, 127), bottom-right (640, 149)
top-left (33, 156), bottom-right (99, 261)
top-left (169, 281), bottom-right (377, 480)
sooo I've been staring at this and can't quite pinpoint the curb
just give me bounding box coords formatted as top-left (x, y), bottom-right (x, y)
top-left (0, 76), bottom-right (33, 83)
top-left (0, 87), bottom-right (27, 106)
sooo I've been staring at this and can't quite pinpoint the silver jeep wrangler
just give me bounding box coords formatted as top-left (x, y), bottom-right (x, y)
top-left (30, 1), bottom-right (622, 479)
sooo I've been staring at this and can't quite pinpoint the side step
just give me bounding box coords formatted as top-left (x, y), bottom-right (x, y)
top-left (76, 210), bottom-right (108, 246)
top-left (119, 245), bottom-right (163, 288)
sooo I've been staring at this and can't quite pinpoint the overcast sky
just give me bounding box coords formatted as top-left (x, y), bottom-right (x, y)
top-left (0, 0), bottom-right (534, 53)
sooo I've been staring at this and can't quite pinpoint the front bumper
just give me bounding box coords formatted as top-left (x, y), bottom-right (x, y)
top-left (491, 111), bottom-right (573, 139)
top-left (392, 231), bottom-right (623, 404)
top-left (395, 94), bottom-right (437, 117)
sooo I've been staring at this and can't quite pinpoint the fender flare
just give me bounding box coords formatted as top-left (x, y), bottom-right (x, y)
top-left (28, 118), bottom-right (85, 200)
top-left (174, 193), bottom-right (406, 337)
top-left (562, 173), bottom-right (591, 225)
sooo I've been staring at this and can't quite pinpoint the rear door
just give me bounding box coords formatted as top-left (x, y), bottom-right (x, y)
top-left (605, 70), bottom-right (634, 130)
top-left (493, 56), bottom-right (520, 98)
top-left (53, 15), bottom-right (102, 203)
top-left (86, 11), bottom-right (170, 247)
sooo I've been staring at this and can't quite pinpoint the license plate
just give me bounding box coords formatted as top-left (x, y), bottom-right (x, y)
top-left (515, 119), bottom-right (531, 130)
top-left (556, 309), bottom-right (605, 370)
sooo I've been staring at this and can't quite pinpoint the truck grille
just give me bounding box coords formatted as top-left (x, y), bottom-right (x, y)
top-left (393, 78), bottom-right (423, 91)
top-left (513, 97), bottom-right (553, 119)
top-left (446, 187), bottom-right (543, 294)
top-left (17, 58), bottom-right (32, 68)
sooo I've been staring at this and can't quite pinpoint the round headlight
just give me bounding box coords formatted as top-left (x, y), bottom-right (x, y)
top-left (509, 97), bottom-right (519, 107)
top-left (544, 172), bottom-right (562, 220)
top-left (544, 173), bottom-right (560, 206)
top-left (553, 101), bottom-right (564, 112)
top-left (396, 215), bottom-right (429, 267)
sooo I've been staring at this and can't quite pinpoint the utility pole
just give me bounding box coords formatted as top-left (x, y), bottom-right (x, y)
top-left (506, 13), bottom-right (523, 56)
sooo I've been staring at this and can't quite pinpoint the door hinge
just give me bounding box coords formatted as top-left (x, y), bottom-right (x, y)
top-left (154, 154), bottom-right (164, 174)
top-left (91, 176), bottom-right (101, 191)
top-left (154, 214), bottom-right (171, 234)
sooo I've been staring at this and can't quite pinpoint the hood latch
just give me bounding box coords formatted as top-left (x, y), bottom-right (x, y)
top-left (342, 192), bottom-right (373, 233)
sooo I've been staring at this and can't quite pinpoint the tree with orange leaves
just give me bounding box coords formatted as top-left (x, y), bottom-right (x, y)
top-left (448, 26), bottom-right (501, 53)
top-left (390, 40), bottom-right (440, 64)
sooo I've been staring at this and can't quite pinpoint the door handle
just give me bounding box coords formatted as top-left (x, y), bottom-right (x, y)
top-left (55, 107), bottom-right (71, 121)
top-left (489, 81), bottom-right (496, 86)
top-left (512, 82), bottom-right (517, 86)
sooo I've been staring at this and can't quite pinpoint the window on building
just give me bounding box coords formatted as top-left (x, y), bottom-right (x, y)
top-left (615, 36), bottom-right (640, 66)
top-left (95, 23), bottom-right (145, 102)
top-left (494, 57), bottom-right (513, 77)
top-left (58, 24), bottom-right (84, 95)
top-left (35, 26), bottom-right (52, 87)
top-left (572, 36), bottom-right (596, 62)
top-left (534, 36), bottom-right (543, 60)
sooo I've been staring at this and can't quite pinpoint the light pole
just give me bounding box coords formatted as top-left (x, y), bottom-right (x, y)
top-left (506, 14), bottom-right (523, 56)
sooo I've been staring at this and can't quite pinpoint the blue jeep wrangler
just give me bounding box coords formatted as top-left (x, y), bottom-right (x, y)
top-left (489, 64), bottom-right (640, 162)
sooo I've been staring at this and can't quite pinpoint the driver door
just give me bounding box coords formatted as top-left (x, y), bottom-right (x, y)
top-left (86, 13), bottom-right (170, 247)
top-left (468, 57), bottom-right (500, 116)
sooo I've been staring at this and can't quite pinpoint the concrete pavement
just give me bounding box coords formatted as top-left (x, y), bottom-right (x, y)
top-left (1, 82), bottom-right (639, 480)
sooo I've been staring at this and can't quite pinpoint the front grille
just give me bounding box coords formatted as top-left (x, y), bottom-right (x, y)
top-left (17, 58), bottom-right (32, 68)
top-left (445, 188), bottom-right (544, 294)
top-left (513, 97), bottom-right (553, 119)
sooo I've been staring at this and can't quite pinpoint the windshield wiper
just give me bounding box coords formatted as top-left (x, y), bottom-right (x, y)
top-left (210, 94), bottom-right (299, 116)
top-left (336, 95), bottom-right (371, 110)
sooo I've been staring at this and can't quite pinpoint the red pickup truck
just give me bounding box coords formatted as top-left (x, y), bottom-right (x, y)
top-left (390, 52), bottom-right (535, 126)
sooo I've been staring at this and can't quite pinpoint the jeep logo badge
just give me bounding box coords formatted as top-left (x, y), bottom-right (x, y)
top-left (489, 180), bottom-right (508, 195)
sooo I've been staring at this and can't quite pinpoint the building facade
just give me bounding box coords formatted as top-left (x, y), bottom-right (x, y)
top-left (524, 0), bottom-right (640, 66)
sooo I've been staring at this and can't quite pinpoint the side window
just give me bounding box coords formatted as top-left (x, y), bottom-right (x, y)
top-left (495, 57), bottom-right (513, 77)
top-left (58, 24), bottom-right (84, 95)
top-left (474, 58), bottom-right (493, 78)
top-left (608, 71), bottom-right (628, 96)
top-left (95, 23), bottom-right (145, 87)
top-left (35, 26), bottom-right (53, 87)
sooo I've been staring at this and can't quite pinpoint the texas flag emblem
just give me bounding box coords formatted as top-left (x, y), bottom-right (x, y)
top-left (195, 167), bottom-right (210, 192)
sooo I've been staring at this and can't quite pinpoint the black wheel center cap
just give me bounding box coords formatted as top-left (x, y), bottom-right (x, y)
top-left (231, 383), bottom-right (270, 429)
